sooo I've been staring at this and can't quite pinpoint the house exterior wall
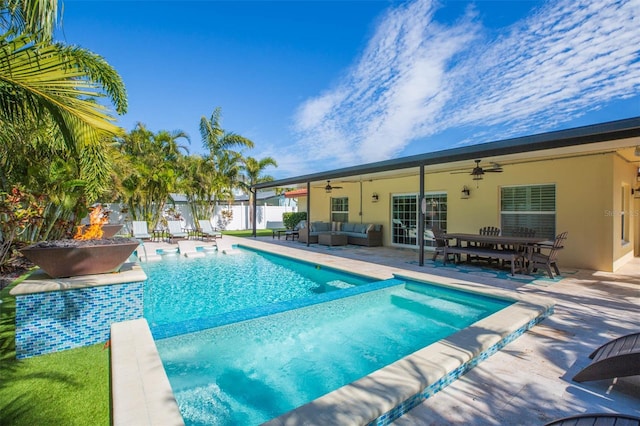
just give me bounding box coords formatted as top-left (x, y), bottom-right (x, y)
top-left (307, 153), bottom-right (636, 272)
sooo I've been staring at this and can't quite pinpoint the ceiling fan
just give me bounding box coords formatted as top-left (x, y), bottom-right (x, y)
top-left (452, 159), bottom-right (503, 180)
top-left (315, 180), bottom-right (343, 193)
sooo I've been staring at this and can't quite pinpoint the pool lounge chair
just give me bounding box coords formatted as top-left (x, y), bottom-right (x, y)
top-left (198, 219), bottom-right (222, 240)
top-left (572, 331), bottom-right (640, 382)
top-left (166, 220), bottom-right (188, 242)
top-left (131, 221), bottom-right (152, 240)
top-left (544, 413), bottom-right (640, 426)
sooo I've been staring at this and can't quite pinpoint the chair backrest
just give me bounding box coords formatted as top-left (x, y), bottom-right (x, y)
top-left (132, 221), bottom-right (149, 236)
top-left (198, 219), bottom-right (213, 233)
top-left (480, 226), bottom-right (500, 236)
top-left (167, 220), bottom-right (183, 233)
top-left (548, 231), bottom-right (568, 261)
top-left (431, 226), bottom-right (448, 248)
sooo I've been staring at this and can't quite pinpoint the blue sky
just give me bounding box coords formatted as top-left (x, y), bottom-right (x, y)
top-left (59, 0), bottom-right (640, 178)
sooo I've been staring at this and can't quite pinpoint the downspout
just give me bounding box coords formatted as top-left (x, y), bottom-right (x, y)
top-left (359, 180), bottom-right (363, 223)
top-left (419, 164), bottom-right (425, 266)
top-left (306, 181), bottom-right (311, 247)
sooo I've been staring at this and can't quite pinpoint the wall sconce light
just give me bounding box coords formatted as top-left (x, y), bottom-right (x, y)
top-left (461, 186), bottom-right (470, 199)
top-left (371, 193), bottom-right (379, 202)
top-left (635, 146), bottom-right (640, 157)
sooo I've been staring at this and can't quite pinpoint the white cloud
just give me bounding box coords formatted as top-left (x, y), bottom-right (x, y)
top-left (291, 0), bottom-right (640, 168)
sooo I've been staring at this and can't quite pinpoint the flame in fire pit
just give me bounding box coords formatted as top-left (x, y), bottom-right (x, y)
top-left (74, 206), bottom-right (108, 240)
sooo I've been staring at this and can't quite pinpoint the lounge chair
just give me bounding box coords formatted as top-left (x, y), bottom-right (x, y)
top-left (198, 219), bottom-right (222, 240)
top-left (572, 332), bottom-right (640, 382)
top-left (131, 221), bottom-right (151, 240)
top-left (528, 231), bottom-right (568, 278)
top-left (544, 413), bottom-right (640, 426)
top-left (166, 220), bottom-right (188, 242)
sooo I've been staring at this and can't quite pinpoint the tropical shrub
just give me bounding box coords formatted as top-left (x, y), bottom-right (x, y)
top-left (0, 187), bottom-right (45, 270)
top-left (283, 212), bottom-right (307, 230)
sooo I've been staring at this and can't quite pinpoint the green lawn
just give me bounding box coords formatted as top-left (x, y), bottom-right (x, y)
top-left (222, 229), bottom-right (274, 238)
top-left (0, 276), bottom-right (110, 426)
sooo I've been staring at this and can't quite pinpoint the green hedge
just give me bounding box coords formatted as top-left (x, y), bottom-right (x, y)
top-left (282, 212), bottom-right (307, 229)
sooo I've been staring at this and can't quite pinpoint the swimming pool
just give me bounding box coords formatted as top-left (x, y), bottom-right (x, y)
top-left (156, 279), bottom-right (512, 425)
top-left (142, 248), bottom-right (374, 336)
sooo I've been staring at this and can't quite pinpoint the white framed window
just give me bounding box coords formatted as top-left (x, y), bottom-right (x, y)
top-left (330, 197), bottom-right (348, 222)
top-left (500, 184), bottom-right (556, 239)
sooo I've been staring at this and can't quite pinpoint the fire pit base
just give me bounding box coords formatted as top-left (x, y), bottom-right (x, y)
top-left (20, 238), bottom-right (139, 278)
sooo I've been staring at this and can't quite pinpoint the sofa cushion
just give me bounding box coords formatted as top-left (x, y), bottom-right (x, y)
top-left (313, 222), bottom-right (330, 232)
top-left (331, 221), bottom-right (342, 231)
top-left (342, 222), bottom-right (355, 232)
top-left (354, 223), bottom-right (368, 233)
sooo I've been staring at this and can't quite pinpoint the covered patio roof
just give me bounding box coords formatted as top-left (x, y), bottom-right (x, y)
top-left (253, 117), bottom-right (640, 190)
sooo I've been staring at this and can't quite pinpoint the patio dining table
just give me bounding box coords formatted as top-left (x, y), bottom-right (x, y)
top-left (443, 233), bottom-right (551, 274)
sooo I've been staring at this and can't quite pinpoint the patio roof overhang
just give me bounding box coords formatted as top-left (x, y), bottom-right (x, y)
top-left (253, 116), bottom-right (640, 190)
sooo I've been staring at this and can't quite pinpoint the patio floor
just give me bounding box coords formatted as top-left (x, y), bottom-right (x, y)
top-left (142, 236), bottom-right (640, 425)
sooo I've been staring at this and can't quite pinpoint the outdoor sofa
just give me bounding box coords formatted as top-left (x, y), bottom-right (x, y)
top-left (298, 221), bottom-right (383, 247)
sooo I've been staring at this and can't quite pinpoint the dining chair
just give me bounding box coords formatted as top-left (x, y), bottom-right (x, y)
top-left (431, 226), bottom-right (458, 263)
top-left (469, 226), bottom-right (501, 263)
top-left (528, 231), bottom-right (568, 278)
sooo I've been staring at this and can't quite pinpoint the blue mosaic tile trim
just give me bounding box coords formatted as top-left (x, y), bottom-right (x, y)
top-left (367, 305), bottom-right (554, 426)
top-left (151, 278), bottom-right (404, 340)
top-left (15, 281), bottom-right (144, 359)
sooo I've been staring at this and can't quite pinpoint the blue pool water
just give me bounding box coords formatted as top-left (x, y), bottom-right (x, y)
top-left (156, 280), bottom-right (512, 425)
top-left (142, 248), bottom-right (374, 330)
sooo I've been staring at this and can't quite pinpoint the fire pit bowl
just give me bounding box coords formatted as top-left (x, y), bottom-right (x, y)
top-left (20, 238), bottom-right (140, 278)
top-left (86, 223), bottom-right (124, 239)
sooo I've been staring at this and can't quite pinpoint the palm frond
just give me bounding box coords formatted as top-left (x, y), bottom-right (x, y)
top-left (0, 32), bottom-right (125, 152)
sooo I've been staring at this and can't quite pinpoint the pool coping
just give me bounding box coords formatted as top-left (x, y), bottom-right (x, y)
top-left (263, 271), bottom-right (554, 425)
top-left (9, 262), bottom-right (147, 295)
top-left (109, 245), bottom-right (554, 426)
top-left (111, 318), bottom-right (185, 426)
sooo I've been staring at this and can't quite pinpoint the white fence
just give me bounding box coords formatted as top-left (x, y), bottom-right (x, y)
top-left (103, 203), bottom-right (297, 231)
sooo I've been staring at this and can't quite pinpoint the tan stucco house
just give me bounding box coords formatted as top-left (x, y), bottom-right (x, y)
top-left (253, 117), bottom-right (640, 272)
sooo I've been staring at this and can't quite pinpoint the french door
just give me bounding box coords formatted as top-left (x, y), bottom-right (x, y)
top-left (391, 192), bottom-right (447, 247)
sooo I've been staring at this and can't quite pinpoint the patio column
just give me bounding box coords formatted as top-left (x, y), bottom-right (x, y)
top-left (419, 164), bottom-right (425, 266)
top-left (306, 181), bottom-right (311, 247)
top-left (251, 188), bottom-right (257, 237)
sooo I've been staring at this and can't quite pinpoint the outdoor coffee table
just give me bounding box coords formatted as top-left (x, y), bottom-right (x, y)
top-left (318, 233), bottom-right (348, 246)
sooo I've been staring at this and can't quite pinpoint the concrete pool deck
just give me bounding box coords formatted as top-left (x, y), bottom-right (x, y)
top-left (126, 236), bottom-right (639, 425)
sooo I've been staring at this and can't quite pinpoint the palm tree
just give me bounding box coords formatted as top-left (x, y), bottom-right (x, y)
top-left (199, 107), bottom-right (254, 158)
top-left (1, 0), bottom-right (127, 200)
top-left (241, 156), bottom-right (277, 227)
top-left (117, 124), bottom-right (188, 227)
top-left (197, 107), bottom-right (255, 223)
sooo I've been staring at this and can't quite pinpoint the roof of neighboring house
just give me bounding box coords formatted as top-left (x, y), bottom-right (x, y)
top-left (284, 188), bottom-right (308, 198)
top-left (254, 116), bottom-right (640, 189)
